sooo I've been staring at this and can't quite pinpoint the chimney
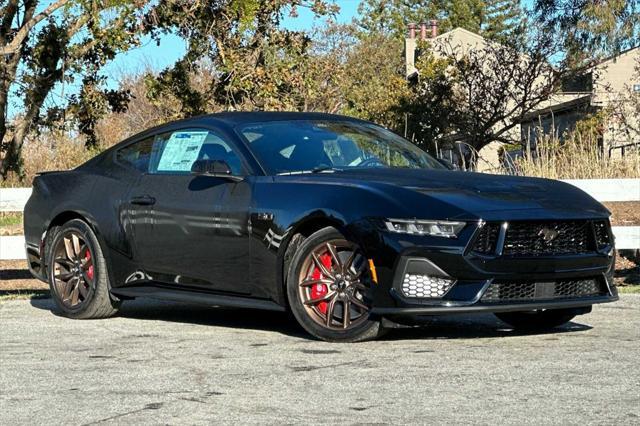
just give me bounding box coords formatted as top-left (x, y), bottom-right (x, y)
top-left (430, 19), bottom-right (438, 38)
top-left (405, 24), bottom-right (417, 79)
top-left (419, 22), bottom-right (428, 40)
top-left (408, 23), bottom-right (416, 39)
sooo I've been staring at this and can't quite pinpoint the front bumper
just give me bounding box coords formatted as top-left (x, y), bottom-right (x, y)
top-left (368, 222), bottom-right (618, 316)
top-left (373, 294), bottom-right (617, 315)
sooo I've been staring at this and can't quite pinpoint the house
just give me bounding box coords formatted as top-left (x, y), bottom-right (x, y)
top-left (405, 24), bottom-right (522, 171)
top-left (520, 47), bottom-right (640, 157)
top-left (404, 23), bottom-right (640, 170)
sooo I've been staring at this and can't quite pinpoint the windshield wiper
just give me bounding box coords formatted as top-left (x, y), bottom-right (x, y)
top-left (311, 166), bottom-right (341, 173)
top-left (277, 167), bottom-right (342, 176)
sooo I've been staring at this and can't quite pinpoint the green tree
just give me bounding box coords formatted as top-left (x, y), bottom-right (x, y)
top-left (357, 0), bottom-right (444, 37)
top-left (357, 0), bottom-right (510, 41)
top-left (448, 0), bottom-right (486, 32)
top-left (534, 0), bottom-right (640, 67)
top-left (142, 0), bottom-right (338, 115)
top-left (0, 0), bottom-right (145, 180)
top-left (400, 48), bottom-right (455, 147)
top-left (483, 0), bottom-right (524, 44)
top-left (335, 27), bottom-right (409, 129)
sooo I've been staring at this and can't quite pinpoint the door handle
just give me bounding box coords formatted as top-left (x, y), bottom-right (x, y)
top-left (130, 195), bottom-right (156, 206)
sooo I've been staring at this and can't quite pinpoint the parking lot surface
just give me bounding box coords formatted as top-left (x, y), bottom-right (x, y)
top-left (1, 295), bottom-right (639, 424)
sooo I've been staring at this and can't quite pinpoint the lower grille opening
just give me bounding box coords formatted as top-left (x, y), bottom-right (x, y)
top-left (481, 278), bottom-right (608, 302)
top-left (401, 274), bottom-right (455, 298)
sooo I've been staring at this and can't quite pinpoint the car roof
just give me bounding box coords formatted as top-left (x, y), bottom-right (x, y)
top-left (118, 111), bottom-right (366, 145)
top-left (193, 111), bottom-right (365, 126)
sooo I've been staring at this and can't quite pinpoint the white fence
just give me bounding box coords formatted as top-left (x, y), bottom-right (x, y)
top-left (562, 179), bottom-right (640, 202)
top-left (1, 179), bottom-right (639, 260)
top-left (0, 187), bottom-right (32, 212)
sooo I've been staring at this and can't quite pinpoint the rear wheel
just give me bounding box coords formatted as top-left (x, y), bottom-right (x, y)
top-left (47, 219), bottom-right (120, 319)
top-left (286, 227), bottom-right (384, 342)
top-left (495, 309), bottom-right (576, 330)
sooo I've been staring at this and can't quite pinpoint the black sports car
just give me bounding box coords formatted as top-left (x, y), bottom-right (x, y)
top-left (24, 112), bottom-right (618, 342)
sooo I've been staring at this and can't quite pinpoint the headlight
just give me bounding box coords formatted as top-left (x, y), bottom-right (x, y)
top-left (384, 219), bottom-right (465, 238)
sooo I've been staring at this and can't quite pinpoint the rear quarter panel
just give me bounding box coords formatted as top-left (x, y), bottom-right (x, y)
top-left (24, 159), bottom-right (140, 287)
top-left (24, 171), bottom-right (97, 247)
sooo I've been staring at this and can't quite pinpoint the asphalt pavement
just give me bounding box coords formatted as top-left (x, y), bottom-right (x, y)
top-left (1, 295), bottom-right (639, 424)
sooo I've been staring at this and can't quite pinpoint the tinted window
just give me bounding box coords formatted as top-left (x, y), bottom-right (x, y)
top-left (116, 136), bottom-right (154, 172)
top-left (149, 129), bottom-right (243, 175)
top-left (238, 120), bottom-right (445, 174)
top-left (116, 129), bottom-right (244, 175)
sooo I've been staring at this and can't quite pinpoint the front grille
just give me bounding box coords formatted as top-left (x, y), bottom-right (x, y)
top-left (503, 221), bottom-right (592, 256)
top-left (471, 220), bottom-right (605, 257)
top-left (481, 278), bottom-right (607, 302)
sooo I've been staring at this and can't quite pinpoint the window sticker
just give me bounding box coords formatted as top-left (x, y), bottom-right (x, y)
top-left (156, 131), bottom-right (208, 172)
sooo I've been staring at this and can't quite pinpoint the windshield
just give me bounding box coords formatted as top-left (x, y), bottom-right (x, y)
top-left (237, 120), bottom-right (445, 174)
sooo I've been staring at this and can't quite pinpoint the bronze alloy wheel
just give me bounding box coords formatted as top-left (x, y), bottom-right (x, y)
top-left (298, 239), bottom-right (371, 330)
top-left (51, 231), bottom-right (95, 308)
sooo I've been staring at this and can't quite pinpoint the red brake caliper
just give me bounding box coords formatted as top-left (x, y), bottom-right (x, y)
top-left (310, 252), bottom-right (332, 314)
top-left (85, 249), bottom-right (94, 280)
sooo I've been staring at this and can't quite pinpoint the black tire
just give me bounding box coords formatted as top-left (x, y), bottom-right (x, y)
top-left (47, 219), bottom-right (120, 319)
top-left (286, 226), bottom-right (385, 342)
top-left (495, 309), bottom-right (576, 330)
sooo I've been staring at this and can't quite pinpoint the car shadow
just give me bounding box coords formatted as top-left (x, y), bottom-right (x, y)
top-left (29, 298), bottom-right (592, 341)
top-left (0, 268), bottom-right (34, 280)
top-left (379, 314), bottom-right (592, 341)
top-left (29, 297), bottom-right (308, 339)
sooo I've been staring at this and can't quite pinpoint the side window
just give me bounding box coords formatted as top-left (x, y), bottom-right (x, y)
top-left (115, 137), bottom-right (155, 172)
top-left (149, 129), bottom-right (244, 175)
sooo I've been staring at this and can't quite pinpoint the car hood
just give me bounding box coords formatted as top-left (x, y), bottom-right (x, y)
top-left (275, 168), bottom-right (609, 220)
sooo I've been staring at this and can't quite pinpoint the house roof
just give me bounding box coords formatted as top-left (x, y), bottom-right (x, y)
top-left (589, 45), bottom-right (640, 69)
top-left (518, 95), bottom-right (594, 122)
top-left (433, 28), bottom-right (639, 71)
top-left (432, 27), bottom-right (487, 44)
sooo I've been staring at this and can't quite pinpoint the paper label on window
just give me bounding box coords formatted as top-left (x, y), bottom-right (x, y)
top-left (156, 131), bottom-right (208, 172)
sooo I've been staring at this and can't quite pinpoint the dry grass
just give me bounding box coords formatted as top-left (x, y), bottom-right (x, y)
top-left (514, 119), bottom-right (640, 179)
top-left (0, 212), bottom-right (23, 236)
top-left (1, 130), bottom-right (98, 187)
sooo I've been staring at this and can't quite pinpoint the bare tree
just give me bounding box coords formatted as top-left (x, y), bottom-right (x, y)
top-left (404, 29), bottom-right (567, 167)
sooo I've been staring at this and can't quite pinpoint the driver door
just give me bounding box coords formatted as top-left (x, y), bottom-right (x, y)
top-left (127, 127), bottom-right (252, 295)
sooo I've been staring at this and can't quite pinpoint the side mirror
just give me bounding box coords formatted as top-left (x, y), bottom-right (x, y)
top-left (191, 159), bottom-right (242, 181)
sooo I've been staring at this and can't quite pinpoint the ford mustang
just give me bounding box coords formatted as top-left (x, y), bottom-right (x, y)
top-left (23, 112), bottom-right (618, 342)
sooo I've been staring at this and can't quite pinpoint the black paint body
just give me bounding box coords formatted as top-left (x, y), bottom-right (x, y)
top-left (23, 112), bottom-right (618, 318)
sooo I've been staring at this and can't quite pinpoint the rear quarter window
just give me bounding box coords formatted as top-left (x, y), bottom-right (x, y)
top-left (115, 137), bottom-right (155, 172)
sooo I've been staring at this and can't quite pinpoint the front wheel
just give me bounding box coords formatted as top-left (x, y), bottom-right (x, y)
top-left (495, 309), bottom-right (577, 330)
top-left (47, 219), bottom-right (120, 319)
top-left (286, 227), bottom-right (385, 342)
